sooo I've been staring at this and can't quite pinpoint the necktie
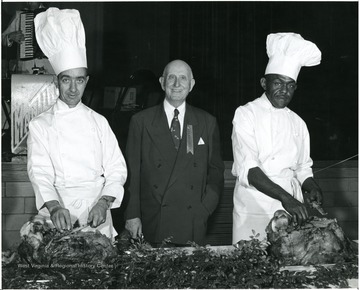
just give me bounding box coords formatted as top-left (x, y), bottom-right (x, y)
top-left (170, 109), bottom-right (181, 150)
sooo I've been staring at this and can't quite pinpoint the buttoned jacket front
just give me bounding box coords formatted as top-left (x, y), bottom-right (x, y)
top-left (231, 94), bottom-right (313, 242)
top-left (125, 103), bottom-right (224, 245)
top-left (27, 99), bottom-right (127, 239)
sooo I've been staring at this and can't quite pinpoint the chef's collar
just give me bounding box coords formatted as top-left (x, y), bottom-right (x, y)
top-left (261, 93), bottom-right (290, 112)
top-left (56, 98), bottom-right (83, 111)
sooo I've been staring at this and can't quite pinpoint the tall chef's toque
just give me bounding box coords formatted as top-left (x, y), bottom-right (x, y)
top-left (34, 8), bottom-right (87, 75)
top-left (265, 32), bottom-right (321, 81)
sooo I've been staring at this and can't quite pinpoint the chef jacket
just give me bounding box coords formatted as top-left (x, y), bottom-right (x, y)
top-left (27, 98), bottom-right (127, 240)
top-left (231, 93), bottom-right (313, 243)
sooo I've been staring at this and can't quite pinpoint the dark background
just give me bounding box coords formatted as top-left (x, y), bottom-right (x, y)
top-left (2, 1), bottom-right (358, 161)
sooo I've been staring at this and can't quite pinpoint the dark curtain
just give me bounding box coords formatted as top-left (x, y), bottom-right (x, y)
top-left (169, 2), bottom-right (264, 160)
top-left (168, 1), bottom-right (358, 161)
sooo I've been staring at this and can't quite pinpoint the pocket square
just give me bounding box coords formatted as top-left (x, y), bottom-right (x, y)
top-left (198, 137), bottom-right (205, 145)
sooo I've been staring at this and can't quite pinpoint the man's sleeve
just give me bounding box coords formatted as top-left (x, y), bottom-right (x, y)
top-left (100, 119), bottom-right (128, 209)
top-left (27, 121), bottom-right (58, 210)
top-left (201, 116), bottom-right (224, 215)
top-left (2, 11), bottom-right (20, 47)
top-left (124, 116), bottom-right (142, 219)
top-left (231, 106), bottom-right (261, 187)
top-left (295, 122), bottom-right (314, 184)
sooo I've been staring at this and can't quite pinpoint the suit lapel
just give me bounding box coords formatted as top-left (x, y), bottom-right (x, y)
top-left (146, 104), bottom-right (178, 163)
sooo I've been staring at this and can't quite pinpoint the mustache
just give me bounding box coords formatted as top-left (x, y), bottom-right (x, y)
top-left (274, 93), bottom-right (290, 98)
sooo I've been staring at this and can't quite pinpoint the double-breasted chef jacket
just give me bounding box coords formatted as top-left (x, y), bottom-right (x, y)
top-left (27, 98), bottom-right (127, 240)
top-left (231, 94), bottom-right (313, 243)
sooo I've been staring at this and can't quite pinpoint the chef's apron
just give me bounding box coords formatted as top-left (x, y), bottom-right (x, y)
top-left (232, 173), bottom-right (303, 243)
top-left (38, 182), bottom-right (117, 241)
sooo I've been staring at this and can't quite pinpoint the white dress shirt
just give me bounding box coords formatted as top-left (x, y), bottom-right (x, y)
top-left (163, 99), bottom-right (186, 137)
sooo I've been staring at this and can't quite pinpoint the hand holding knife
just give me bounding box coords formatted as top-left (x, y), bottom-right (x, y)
top-left (309, 201), bottom-right (328, 216)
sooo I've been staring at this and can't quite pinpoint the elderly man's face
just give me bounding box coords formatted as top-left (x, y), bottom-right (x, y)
top-left (260, 74), bottom-right (297, 109)
top-left (57, 67), bottom-right (89, 108)
top-left (159, 60), bottom-right (195, 107)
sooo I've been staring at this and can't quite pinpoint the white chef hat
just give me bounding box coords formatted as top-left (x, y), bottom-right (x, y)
top-left (34, 8), bottom-right (87, 75)
top-left (265, 32), bottom-right (321, 81)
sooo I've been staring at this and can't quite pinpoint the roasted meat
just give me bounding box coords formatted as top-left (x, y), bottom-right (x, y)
top-left (17, 215), bottom-right (117, 267)
top-left (266, 210), bottom-right (356, 265)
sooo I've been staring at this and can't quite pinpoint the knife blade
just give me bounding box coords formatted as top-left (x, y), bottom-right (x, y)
top-left (69, 223), bottom-right (91, 234)
top-left (309, 201), bottom-right (328, 216)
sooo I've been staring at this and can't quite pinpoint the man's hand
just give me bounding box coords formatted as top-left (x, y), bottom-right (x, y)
top-left (87, 199), bottom-right (108, 228)
top-left (248, 167), bottom-right (310, 226)
top-left (46, 201), bottom-right (72, 232)
top-left (304, 187), bottom-right (323, 204)
top-left (125, 218), bottom-right (142, 239)
top-left (280, 194), bottom-right (309, 226)
top-left (7, 31), bottom-right (24, 44)
top-left (302, 177), bottom-right (323, 205)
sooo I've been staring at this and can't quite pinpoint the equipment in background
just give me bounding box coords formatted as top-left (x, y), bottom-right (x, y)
top-left (103, 87), bottom-right (137, 111)
top-left (19, 11), bottom-right (35, 60)
top-left (11, 74), bottom-right (58, 155)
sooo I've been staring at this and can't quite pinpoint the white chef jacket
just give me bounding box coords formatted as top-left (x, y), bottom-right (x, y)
top-left (27, 98), bottom-right (127, 240)
top-left (231, 93), bottom-right (313, 243)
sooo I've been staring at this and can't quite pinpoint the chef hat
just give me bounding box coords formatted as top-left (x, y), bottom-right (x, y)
top-left (34, 8), bottom-right (87, 75)
top-left (265, 32), bottom-right (321, 81)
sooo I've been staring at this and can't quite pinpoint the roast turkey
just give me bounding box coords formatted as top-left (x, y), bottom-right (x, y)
top-left (15, 215), bottom-right (117, 266)
top-left (265, 210), bottom-right (357, 265)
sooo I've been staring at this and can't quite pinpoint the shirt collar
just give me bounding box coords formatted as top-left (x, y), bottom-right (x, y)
top-left (163, 98), bottom-right (186, 116)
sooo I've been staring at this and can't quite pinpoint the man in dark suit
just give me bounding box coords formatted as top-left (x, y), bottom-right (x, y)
top-left (124, 59), bottom-right (224, 247)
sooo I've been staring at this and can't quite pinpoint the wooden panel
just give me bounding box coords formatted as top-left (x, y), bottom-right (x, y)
top-left (334, 192), bottom-right (358, 206)
top-left (318, 178), bottom-right (351, 192)
top-left (337, 221), bottom-right (358, 241)
top-left (2, 197), bottom-right (25, 214)
top-left (4, 214), bottom-right (33, 231)
top-left (6, 182), bottom-right (34, 197)
top-left (2, 162), bottom-right (30, 182)
top-left (2, 182), bottom-right (5, 197)
top-left (2, 171), bottom-right (30, 182)
top-left (2, 162), bottom-right (27, 172)
top-left (24, 197), bottom-right (37, 214)
top-left (2, 230), bottom-right (21, 250)
top-left (325, 207), bottom-right (359, 222)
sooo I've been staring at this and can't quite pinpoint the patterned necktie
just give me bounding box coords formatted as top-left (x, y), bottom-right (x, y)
top-left (170, 108), bottom-right (181, 150)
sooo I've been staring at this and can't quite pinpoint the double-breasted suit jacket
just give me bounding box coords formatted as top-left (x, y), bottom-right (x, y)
top-left (125, 103), bottom-right (224, 245)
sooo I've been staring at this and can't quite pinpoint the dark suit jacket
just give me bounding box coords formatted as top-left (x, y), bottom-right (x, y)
top-left (124, 103), bottom-right (224, 245)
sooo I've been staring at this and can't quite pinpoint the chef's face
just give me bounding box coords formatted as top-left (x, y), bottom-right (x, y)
top-left (260, 74), bottom-right (297, 109)
top-left (159, 60), bottom-right (195, 107)
top-left (57, 68), bottom-right (89, 108)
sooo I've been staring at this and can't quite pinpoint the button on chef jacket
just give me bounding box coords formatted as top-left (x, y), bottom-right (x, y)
top-left (27, 98), bottom-right (127, 240)
top-left (231, 93), bottom-right (313, 243)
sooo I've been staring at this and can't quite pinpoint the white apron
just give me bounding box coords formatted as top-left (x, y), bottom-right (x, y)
top-left (232, 173), bottom-right (303, 243)
top-left (38, 184), bottom-right (116, 240)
